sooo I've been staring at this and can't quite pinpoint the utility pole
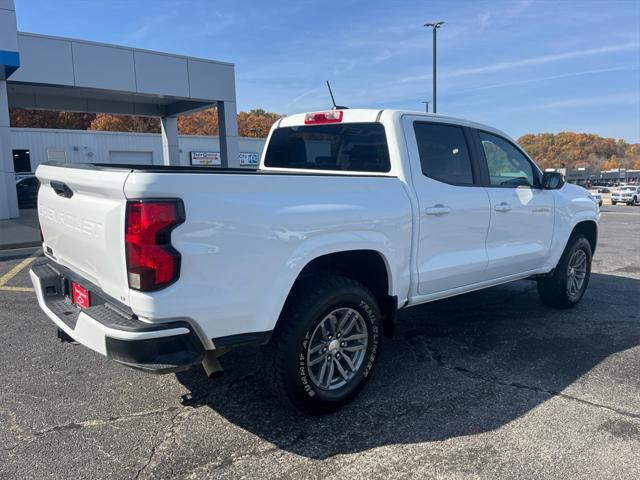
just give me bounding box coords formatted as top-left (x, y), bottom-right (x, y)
top-left (421, 100), bottom-right (431, 112)
top-left (424, 21), bottom-right (444, 113)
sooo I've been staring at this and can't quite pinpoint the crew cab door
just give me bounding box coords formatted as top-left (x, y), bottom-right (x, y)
top-left (473, 130), bottom-right (554, 278)
top-left (403, 117), bottom-right (491, 295)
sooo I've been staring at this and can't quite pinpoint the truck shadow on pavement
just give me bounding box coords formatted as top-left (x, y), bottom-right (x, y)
top-left (176, 273), bottom-right (640, 459)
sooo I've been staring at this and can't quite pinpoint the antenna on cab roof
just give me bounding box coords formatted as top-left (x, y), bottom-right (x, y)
top-left (326, 81), bottom-right (349, 110)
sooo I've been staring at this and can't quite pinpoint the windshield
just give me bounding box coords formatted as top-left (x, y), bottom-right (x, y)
top-left (264, 123), bottom-right (391, 172)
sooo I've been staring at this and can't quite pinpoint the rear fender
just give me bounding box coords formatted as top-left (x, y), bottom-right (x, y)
top-left (254, 231), bottom-right (407, 334)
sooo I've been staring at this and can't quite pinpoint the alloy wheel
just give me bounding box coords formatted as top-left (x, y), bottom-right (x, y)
top-left (567, 249), bottom-right (587, 298)
top-left (306, 307), bottom-right (369, 390)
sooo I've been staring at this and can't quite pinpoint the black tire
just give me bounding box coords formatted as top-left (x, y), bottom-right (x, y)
top-left (262, 275), bottom-right (381, 414)
top-left (537, 235), bottom-right (592, 309)
top-left (612, 201), bottom-right (617, 205)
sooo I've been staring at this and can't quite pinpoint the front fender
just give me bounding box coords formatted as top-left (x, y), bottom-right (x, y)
top-left (544, 187), bottom-right (599, 270)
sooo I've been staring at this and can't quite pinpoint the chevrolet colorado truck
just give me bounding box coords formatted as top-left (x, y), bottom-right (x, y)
top-left (31, 109), bottom-right (599, 413)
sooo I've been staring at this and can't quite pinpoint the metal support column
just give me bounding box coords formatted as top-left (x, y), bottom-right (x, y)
top-left (217, 100), bottom-right (239, 168)
top-left (0, 80), bottom-right (18, 219)
top-left (160, 116), bottom-right (180, 166)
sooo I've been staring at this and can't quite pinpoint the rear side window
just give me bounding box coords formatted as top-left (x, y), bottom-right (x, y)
top-left (264, 123), bottom-right (390, 172)
top-left (413, 122), bottom-right (474, 185)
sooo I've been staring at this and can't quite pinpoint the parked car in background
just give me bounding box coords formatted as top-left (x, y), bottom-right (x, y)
top-left (597, 187), bottom-right (610, 193)
top-left (590, 192), bottom-right (603, 207)
top-left (611, 186), bottom-right (640, 205)
top-left (15, 175), bottom-right (40, 209)
top-left (31, 109), bottom-right (599, 413)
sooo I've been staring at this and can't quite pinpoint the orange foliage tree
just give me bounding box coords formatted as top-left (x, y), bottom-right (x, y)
top-left (517, 132), bottom-right (639, 171)
top-left (86, 108), bottom-right (282, 138)
top-left (237, 109), bottom-right (282, 137)
top-left (178, 108), bottom-right (218, 136)
top-left (602, 155), bottom-right (622, 170)
top-left (88, 114), bottom-right (160, 133)
top-left (10, 108), bottom-right (96, 130)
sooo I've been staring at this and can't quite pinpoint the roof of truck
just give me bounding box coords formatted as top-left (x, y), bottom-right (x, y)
top-left (277, 108), bottom-right (514, 143)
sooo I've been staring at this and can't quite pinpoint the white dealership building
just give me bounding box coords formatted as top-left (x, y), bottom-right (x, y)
top-left (1, 0), bottom-right (261, 220)
top-left (10, 128), bottom-right (265, 178)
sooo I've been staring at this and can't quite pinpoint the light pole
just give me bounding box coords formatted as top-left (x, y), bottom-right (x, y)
top-left (421, 100), bottom-right (431, 112)
top-left (424, 21), bottom-right (444, 113)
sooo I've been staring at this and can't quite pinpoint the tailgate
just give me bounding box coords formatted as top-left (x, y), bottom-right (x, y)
top-left (36, 164), bottom-right (131, 303)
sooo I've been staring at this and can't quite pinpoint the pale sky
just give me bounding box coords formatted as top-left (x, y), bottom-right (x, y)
top-left (15, 0), bottom-right (640, 142)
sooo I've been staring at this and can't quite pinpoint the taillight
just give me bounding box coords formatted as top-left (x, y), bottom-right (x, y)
top-left (125, 200), bottom-right (185, 291)
top-left (304, 110), bottom-right (343, 124)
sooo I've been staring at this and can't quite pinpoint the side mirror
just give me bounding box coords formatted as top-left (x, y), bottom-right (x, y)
top-left (542, 172), bottom-right (565, 190)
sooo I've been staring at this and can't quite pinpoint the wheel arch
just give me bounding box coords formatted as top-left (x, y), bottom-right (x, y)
top-left (276, 249), bottom-right (398, 338)
top-left (570, 220), bottom-right (598, 255)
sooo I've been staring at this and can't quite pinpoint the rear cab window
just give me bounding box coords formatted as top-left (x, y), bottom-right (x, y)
top-left (264, 123), bottom-right (391, 172)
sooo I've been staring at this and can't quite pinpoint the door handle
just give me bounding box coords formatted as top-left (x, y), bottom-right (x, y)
top-left (494, 202), bottom-right (512, 212)
top-left (425, 204), bottom-right (451, 216)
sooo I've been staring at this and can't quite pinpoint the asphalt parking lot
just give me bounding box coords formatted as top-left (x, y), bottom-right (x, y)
top-left (1, 205), bottom-right (639, 479)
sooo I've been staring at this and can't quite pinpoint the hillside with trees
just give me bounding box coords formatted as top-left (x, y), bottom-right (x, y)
top-left (517, 132), bottom-right (640, 171)
top-left (9, 107), bottom-right (640, 170)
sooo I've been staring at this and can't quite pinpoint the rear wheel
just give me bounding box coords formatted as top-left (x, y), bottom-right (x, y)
top-left (262, 275), bottom-right (381, 414)
top-left (537, 235), bottom-right (592, 309)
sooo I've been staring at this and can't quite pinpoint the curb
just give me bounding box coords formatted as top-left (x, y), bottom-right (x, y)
top-left (0, 241), bottom-right (42, 251)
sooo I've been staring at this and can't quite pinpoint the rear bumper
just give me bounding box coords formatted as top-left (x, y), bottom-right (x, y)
top-left (29, 259), bottom-right (205, 373)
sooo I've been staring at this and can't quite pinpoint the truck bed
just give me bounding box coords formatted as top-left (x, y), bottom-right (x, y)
top-left (43, 162), bottom-right (394, 177)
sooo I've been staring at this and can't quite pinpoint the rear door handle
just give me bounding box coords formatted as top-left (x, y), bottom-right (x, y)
top-left (425, 204), bottom-right (451, 216)
top-left (494, 202), bottom-right (512, 212)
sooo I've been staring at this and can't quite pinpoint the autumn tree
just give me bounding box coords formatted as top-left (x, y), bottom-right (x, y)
top-left (237, 109), bottom-right (282, 137)
top-left (602, 155), bottom-right (622, 170)
top-left (87, 108), bottom-right (283, 137)
top-left (177, 108), bottom-right (282, 137)
top-left (178, 108), bottom-right (218, 136)
top-left (517, 132), bottom-right (639, 171)
top-left (10, 108), bottom-right (96, 130)
top-left (88, 114), bottom-right (160, 133)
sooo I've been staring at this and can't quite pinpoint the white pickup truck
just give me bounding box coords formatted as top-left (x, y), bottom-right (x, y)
top-left (611, 185), bottom-right (640, 205)
top-left (31, 109), bottom-right (599, 413)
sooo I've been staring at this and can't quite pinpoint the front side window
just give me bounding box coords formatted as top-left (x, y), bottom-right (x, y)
top-left (264, 123), bottom-right (390, 172)
top-left (413, 122), bottom-right (474, 185)
top-left (479, 132), bottom-right (537, 187)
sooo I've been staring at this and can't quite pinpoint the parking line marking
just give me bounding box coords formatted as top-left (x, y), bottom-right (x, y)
top-left (0, 252), bottom-right (40, 288)
top-left (0, 286), bottom-right (34, 292)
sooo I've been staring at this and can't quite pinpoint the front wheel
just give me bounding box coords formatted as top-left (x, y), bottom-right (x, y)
top-left (262, 275), bottom-right (381, 414)
top-left (612, 201), bottom-right (617, 205)
top-left (537, 235), bottom-right (592, 309)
